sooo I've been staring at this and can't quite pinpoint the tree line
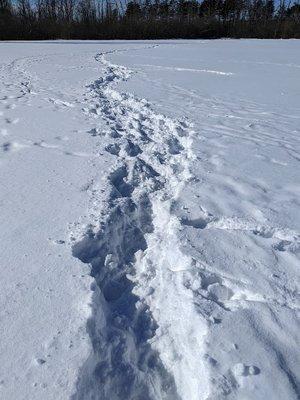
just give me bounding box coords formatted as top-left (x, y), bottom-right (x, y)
top-left (0, 0), bottom-right (299, 40)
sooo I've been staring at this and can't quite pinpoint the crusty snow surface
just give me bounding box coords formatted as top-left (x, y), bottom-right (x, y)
top-left (0, 40), bottom-right (299, 400)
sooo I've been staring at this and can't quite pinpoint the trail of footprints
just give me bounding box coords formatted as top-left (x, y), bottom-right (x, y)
top-left (181, 213), bottom-right (300, 253)
top-left (180, 210), bottom-right (300, 317)
top-left (0, 59), bottom-right (34, 156)
top-left (0, 57), bottom-right (81, 158)
top-left (72, 49), bottom-right (300, 396)
top-left (2, 50), bottom-right (298, 396)
top-left (72, 50), bottom-right (193, 399)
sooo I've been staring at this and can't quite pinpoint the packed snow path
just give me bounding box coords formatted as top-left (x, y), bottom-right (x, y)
top-left (0, 40), bottom-right (299, 400)
top-left (72, 47), bottom-right (209, 399)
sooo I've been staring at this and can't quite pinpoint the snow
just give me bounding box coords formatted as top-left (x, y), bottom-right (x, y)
top-left (0, 40), bottom-right (299, 400)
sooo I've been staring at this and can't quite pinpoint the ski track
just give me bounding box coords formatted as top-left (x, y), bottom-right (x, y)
top-left (71, 47), bottom-right (210, 400)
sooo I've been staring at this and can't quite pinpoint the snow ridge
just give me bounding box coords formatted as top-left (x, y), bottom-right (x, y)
top-left (71, 48), bottom-right (210, 400)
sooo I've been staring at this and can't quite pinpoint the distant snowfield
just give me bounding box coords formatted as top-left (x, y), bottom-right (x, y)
top-left (0, 40), bottom-right (299, 400)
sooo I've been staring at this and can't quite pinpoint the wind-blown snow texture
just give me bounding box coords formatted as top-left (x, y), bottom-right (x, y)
top-left (0, 40), bottom-right (299, 400)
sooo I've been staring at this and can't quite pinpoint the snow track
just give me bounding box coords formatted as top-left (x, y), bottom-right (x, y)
top-left (71, 48), bottom-right (209, 399)
top-left (1, 40), bottom-right (299, 400)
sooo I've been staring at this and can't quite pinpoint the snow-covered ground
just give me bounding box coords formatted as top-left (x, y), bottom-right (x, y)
top-left (0, 40), bottom-right (299, 400)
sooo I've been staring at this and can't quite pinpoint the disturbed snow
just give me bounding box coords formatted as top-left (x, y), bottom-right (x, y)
top-left (0, 40), bottom-right (299, 400)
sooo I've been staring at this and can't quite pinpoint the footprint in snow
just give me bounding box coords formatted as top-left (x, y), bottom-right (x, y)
top-left (253, 226), bottom-right (300, 253)
top-left (5, 103), bottom-right (16, 110)
top-left (35, 358), bottom-right (46, 366)
top-left (48, 98), bottom-right (74, 108)
top-left (5, 117), bottom-right (19, 124)
top-left (232, 363), bottom-right (260, 377)
top-left (180, 209), bottom-right (216, 229)
top-left (185, 270), bottom-right (233, 312)
top-left (2, 142), bottom-right (11, 152)
top-left (181, 216), bottom-right (211, 229)
top-left (1, 141), bottom-right (29, 153)
top-left (105, 143), bottom-right (120, 156)
top-left (87, 127), bottom-right (106, 137)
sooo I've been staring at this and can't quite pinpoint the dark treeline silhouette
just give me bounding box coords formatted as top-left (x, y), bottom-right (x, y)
top-left (0, 0), bottom-right (299, 39)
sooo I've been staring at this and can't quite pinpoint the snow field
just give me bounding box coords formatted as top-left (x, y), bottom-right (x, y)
top-left (0, 40), bottom-right (299, 400)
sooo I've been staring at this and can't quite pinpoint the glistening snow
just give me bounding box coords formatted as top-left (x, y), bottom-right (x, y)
top-left (0, 40), bottom-right (299, 400)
